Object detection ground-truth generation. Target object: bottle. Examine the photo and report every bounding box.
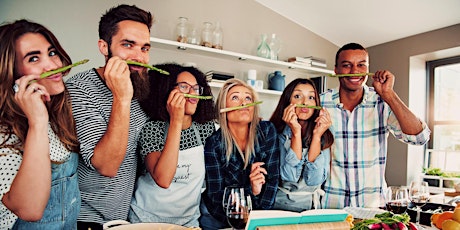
[175,17,188,43]
[268,33,281,60]
[212,21,223,49]
[256,34,271,59]
[188,26,200,45]
[247,69,257,88]
[201,22,213,48]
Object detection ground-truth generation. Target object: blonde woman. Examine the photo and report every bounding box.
[200,79,280,229]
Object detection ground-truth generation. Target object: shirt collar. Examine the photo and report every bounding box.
[334,84,371,109]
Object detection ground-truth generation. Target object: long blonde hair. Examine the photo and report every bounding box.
[215,79,260,169]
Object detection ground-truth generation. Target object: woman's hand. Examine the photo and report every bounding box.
[166,89,186,124]
[14,75,50,126]
[282,104,301,134]
[249,162,267,196]
[313,108,331,137]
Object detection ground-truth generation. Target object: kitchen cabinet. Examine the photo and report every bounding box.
[150,37,334,96]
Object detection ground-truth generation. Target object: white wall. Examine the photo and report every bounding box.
[368,24,460,186]
[0,0,339,119]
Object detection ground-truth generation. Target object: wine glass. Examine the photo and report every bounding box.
[223,185,240,212]
[385,186,410,214]
[409,181,430,228]
[225,187,252,230]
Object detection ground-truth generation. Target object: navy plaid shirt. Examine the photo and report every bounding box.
[202,121,280,224]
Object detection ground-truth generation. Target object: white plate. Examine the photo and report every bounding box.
[105,223,189,230]
[343,207,386,219]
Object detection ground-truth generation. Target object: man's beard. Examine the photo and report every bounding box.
[106,50,150,101]
[131,70,150,101]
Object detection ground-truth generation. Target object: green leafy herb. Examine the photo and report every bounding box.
[125,60,170,75]
[220,101,263,113]
[328,73,374,78]
[183,94,213,100]
[351,212,411,230]
[296,104,322,110]
[40,59,90,79]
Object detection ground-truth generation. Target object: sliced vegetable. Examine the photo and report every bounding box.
[220,101,263,113]
[328,73,374,78]
[40,59,89,78]
[295,104,322,110]
[367,223,382,229]
[183,94,213,100]
[396,221,408,230]
[125,60,170,75]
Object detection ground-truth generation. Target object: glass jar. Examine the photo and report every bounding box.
[201,22,213,48]
[212,21,223,49]
[187,26,200,45]
[175,17,188,43]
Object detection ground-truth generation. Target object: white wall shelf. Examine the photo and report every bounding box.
[150,37,334,76]
[208,80,282,96]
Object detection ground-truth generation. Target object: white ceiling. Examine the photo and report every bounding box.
[255,0,460,48]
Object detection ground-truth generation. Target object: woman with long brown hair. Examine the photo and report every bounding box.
[269,78,333,211]
[0,19,80,229]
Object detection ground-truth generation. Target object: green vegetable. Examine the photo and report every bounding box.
[422,167,445,176]
[295,104,322,110]
[220,101,263,113]
[28,59,90,85]
[125,60,170,75]
[40,59,90,79]
[352,212,411,230]
[183,94,213,100]
[328,73,374,78]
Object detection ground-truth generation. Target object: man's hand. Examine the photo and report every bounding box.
[372,70,396,101]
[104,56,133,102]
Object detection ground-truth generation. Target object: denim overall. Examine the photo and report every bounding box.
[13,152,80,230]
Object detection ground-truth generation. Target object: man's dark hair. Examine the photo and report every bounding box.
[335,43,367,67]
[99,4,153,47]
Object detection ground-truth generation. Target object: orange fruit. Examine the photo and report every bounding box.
[432,213,442,225]
[436,211,454,229]
[454,208,460,222]
[441,219,460,230]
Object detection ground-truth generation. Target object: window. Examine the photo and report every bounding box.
[425,56,460,173]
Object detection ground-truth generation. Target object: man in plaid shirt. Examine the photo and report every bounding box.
[320,43,430,209]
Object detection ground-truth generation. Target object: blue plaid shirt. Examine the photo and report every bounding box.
[320,86,430,208]
[202,121,280,224]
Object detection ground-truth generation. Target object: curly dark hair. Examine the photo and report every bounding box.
[139,63,216,124]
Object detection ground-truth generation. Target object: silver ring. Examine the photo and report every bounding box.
[36,89,44,95]
[13,83,19,93]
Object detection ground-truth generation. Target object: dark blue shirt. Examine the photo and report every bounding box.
[202,121,280,224]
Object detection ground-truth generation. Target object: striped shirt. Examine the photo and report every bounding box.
[66,69,148,224]
[319,86,430,209]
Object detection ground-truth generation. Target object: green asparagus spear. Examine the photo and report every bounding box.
[220,101,263,113]
[125,60,170,75]
[295,104,322,110]
[328,73,374,78]
[40,59,89,78]
[183,94,213,100]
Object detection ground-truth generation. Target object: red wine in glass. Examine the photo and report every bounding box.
[386,202,408,214]
[227,212,249,229]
